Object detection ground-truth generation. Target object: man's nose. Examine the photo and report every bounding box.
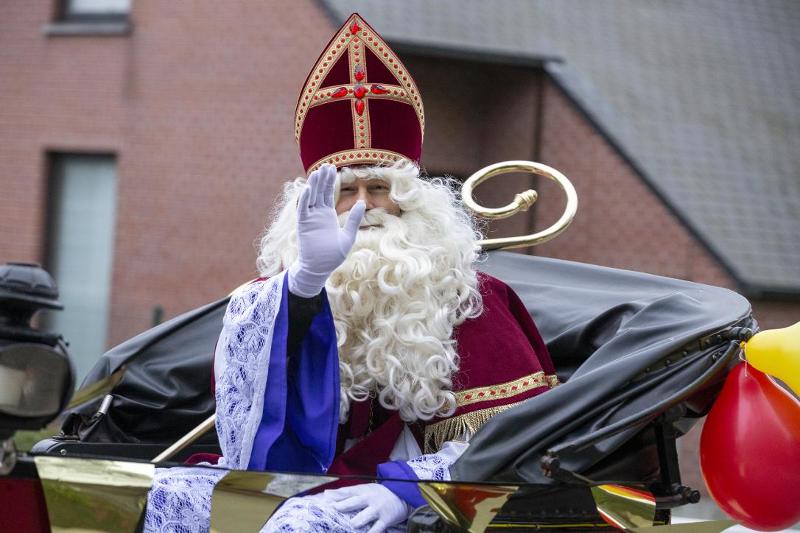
[356,187,374,208]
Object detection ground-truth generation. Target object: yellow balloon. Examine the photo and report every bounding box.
[743,321,800,396]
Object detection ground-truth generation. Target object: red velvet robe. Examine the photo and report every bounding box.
[328,272,557,476]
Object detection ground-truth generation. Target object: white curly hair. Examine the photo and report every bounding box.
[257,159,483,422]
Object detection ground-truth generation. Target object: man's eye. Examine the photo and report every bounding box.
[370,184,390,192]
[340,187,356,194]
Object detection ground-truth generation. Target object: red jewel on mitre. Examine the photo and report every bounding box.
[295,13,425,172]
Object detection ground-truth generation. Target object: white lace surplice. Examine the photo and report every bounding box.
[144,275,284,533]
[214,274,284,470]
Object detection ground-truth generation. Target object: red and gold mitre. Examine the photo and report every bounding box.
[295,13,425,172]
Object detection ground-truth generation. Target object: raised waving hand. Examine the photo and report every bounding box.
[288,164,366,297]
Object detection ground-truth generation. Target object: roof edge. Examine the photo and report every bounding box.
[315,2,561,67]
[390,40,561,69]
[737,282,800,301]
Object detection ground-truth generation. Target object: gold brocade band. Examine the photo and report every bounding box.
[454,371,556,407]
[425,373,560,452]
[307,148,406,172]
[308,85,412,109]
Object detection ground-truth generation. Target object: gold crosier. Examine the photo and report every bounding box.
[463,160,578,250]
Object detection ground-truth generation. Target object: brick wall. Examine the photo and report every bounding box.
[0,1,128,266]
[0,0,339,346]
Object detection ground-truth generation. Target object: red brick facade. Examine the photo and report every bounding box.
[1,1,797,350]
[1,0,338,345]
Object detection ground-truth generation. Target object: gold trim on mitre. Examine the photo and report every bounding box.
[294,14,425,144]
[307,148,407,173]
[308,84,413,110]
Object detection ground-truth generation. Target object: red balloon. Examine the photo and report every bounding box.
[700,363,800,531]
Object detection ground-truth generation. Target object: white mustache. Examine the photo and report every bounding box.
[338,208,395,228]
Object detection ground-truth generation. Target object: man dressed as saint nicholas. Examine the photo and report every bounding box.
[144,13,557,533]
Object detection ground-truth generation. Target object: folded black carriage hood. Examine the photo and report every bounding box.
[452,252,754,483]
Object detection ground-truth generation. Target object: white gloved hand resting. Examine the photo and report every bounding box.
[325,483,409,533]
[288,163,366,297]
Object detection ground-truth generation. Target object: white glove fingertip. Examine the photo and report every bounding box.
[306,168,318,186]
[297,185,311,213]
[322,166,337,207]
[332,496,366,513]
[321,162,336,179]
[366,519,386,533]
[306,170,321,207]
[351,507,379,529]
[315,166,331,207]
[353,199,367,216]
[344,201,366,235]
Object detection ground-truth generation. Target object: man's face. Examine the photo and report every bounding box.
[335,178,401,217]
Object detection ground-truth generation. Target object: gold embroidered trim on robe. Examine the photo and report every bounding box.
[425,373,560,453]
[424,403,521,453]
[455,371,551,407]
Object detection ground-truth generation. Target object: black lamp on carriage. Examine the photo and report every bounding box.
[0,262,74,441]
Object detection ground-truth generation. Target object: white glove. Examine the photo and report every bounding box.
[326,483,409,532]
[288,163,366,297]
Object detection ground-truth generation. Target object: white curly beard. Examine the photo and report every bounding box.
[257,161,483,423]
